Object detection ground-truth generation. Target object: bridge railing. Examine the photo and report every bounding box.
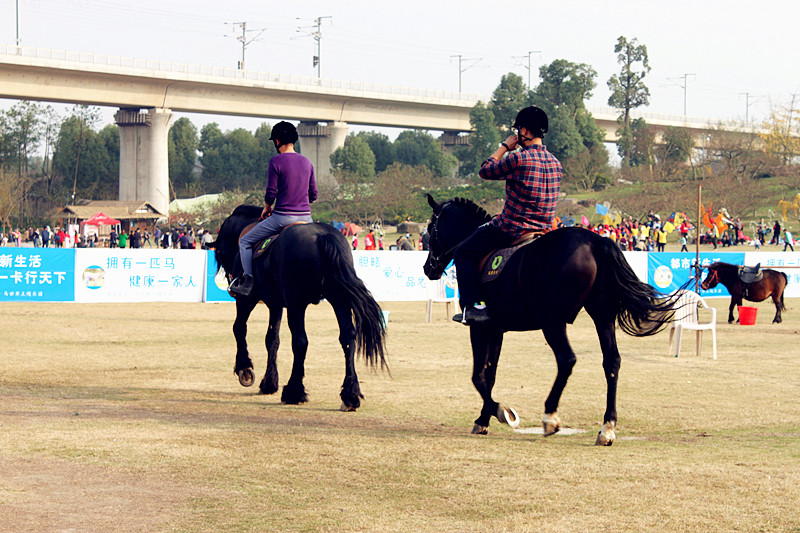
[1,44,481,104]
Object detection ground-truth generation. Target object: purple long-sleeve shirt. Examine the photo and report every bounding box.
[265,152,318,215]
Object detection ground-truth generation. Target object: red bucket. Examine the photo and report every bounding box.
[738,306,758,325]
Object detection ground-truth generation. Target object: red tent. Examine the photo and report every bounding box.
[84,211,121,226]
[342,222,363,236]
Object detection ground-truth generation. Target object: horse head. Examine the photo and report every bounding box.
[700,262,725,290]
[214,204,262,280]
[422,194,491,281]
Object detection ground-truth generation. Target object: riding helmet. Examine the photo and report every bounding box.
[269,121,299,144]
[513,106,548,138]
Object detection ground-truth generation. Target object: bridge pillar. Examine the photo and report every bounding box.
[297,121,349,187]
[115,107,173,216]
[439,130,470,156]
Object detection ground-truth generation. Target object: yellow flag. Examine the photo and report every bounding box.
[674,213,684,226]
[613,212,622,226]
[663,221,675,233]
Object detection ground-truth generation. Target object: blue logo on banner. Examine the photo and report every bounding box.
[0,248,75,301]
[647,252,745,297]
[205,250,234,302]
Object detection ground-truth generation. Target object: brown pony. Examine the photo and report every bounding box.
[700,262,788,323]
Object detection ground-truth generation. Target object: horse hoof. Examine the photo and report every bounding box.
[595,421,616,446]
[542,413,561,436]
[496,405,520,429]
[339,402,358,412]
[237,368,255,387]
[471,424,489,435]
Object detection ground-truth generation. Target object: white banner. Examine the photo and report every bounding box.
[74,249,207,302]
[622,251,648,283]
[744,251,800,298]
[352,251,429,301]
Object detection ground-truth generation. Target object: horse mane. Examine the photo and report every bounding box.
[231,204,263,218]
[450,197,492,225]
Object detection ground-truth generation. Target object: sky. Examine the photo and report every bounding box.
[1,0,799,136]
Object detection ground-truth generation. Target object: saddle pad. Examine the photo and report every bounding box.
[480,235,542,283]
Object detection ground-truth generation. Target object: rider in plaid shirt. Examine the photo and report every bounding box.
[453,106,562,325]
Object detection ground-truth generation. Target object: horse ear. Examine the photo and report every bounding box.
[426,194,440,213]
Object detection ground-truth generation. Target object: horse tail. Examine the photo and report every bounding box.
[599,239,677,337]
[317,233,388,371]
[781,272,788,311]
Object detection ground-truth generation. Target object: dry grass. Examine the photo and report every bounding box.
[1,298,799,532]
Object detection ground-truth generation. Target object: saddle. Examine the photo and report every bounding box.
[480,230,547,283]
[239,221,309,260]
[738,263,763,284]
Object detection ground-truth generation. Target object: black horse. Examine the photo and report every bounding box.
[211,205,387,410]
[423,196,677,445]
[700,261,788,323]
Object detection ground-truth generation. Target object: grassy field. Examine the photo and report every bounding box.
[1,298,799,532]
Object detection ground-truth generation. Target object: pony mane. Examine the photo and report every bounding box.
[450,197,492,225]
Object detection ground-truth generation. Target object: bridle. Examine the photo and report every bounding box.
[426,203,466,274]
[701,268,718,289]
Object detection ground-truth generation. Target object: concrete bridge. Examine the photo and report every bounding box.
[0,45,715,214]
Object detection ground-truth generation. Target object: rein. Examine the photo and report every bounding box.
[427,203,470,272]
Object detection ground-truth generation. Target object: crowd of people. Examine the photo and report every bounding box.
[0,224,216,250]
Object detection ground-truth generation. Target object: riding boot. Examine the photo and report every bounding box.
[228,274,254,297]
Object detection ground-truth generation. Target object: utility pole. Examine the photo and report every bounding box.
[15,0,21,48]
[450,55,482,94]
[312,16,332,78]
[225,22,265,70]
[513,50,541,89]
[669,73,695,116]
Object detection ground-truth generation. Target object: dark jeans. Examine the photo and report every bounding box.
[453,223,513,309]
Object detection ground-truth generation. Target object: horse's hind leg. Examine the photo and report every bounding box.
[541,323,577,437]
[470,325,507,434]
[233,298,258,387]
[281,305,309,404]
[594,321,620,446]
[772,290,784,323]
[259,305,283,395]
[331,300,363,411]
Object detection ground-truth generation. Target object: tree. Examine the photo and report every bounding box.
[655,126,695,180]
[0,101,44,176]
[51,106,116,203]
[455,102,500,180]
[535,60,597,112]
[168,117,199,192]
[393,130,457,178]
[354,131,394,173]
[607,36,651,164]
[372,163,436,222]
[330,135,376,181]
[0,169,29,231]
[760,101,800,165]
[488,73,529,131]
[544,105,585,162]
[199,124,262,192]
[253,123,273,179]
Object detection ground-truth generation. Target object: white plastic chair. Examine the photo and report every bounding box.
[425,277,459,323]
[668,290,718,360]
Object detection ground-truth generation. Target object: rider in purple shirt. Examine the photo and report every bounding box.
[229,121,318,297]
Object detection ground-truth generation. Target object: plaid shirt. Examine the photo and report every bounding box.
[479,144,562,237]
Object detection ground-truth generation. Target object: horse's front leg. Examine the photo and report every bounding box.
[469,325,515,434]
[594,321,621,446]
[728,297,737,324]
[541,324,577,438]
[259,305,283,395]
[281,305,310,404]
[232,297,259,387]
[331,300,362,411]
